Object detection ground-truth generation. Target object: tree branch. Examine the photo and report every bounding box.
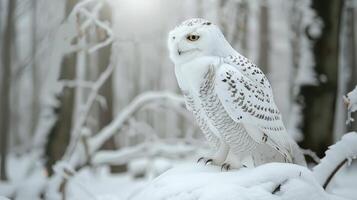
[322,158,347,189]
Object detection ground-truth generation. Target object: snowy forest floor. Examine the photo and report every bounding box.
[130,163,357,200]
[65,162,357,200]
[2,156,356,200]
[0,145,357,200]
[57,161,357,200]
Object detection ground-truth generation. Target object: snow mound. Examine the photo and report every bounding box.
[129,163,348,200]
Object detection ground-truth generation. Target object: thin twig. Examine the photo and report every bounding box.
[323,158,347,189]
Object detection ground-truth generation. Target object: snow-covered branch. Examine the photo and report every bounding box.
[92,141,196,166]
[64,64,114,161]
[343,86,357,124]
[311,86,357,190]
[62,0,113,54]
[313,132,357,189]
[78,7,114,53]
[60,80,95,89]
[60,0,116,163]
[88,91,185,155]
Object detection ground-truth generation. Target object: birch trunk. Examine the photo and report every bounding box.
[1,0,15,181]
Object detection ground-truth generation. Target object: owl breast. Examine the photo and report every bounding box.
[183,64,258,158]
[175,56,220,93]
[199,71,257,156]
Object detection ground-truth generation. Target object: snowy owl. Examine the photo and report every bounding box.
[168,18,306,169]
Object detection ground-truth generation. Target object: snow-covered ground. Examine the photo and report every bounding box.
[1,155,356,200]
[126,132,357,200]
[65,167,145,200]
[0,153,47,199]
[1,112,357,200]
[129,163,349,200]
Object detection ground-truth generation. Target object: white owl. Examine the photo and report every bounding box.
[168,18,306,169]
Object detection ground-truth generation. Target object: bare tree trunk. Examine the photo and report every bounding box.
[31,0,40,140]
[230,1,248,52]
[240,1,248,53]
[45,55,76,175]
[300,0,343,156]
[97,4,114,150]
[258,1,269,73]
[347,3,357,131]
[334,1,357,140]
[218,0,229,37]
[45,0,78,175]
[1,0,15,181]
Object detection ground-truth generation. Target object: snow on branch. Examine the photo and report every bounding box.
[47,64,114,198]
[78,7,114,53]
[63,64,114,161]
[343,85,357,124]
[60,80,95,89]
[92,141,196,166]
[313,132,357,189]
[53,0,116,164]
[44,1,116,196]
[62,0,113,54]
[88,91,185,155]
[311,86,357,190]
[59,80,108,109]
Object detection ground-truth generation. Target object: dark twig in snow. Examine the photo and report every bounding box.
[322,158,348,189]
[313,132,357,190]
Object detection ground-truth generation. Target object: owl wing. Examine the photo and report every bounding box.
[223,55,272,91]
[214,60,293,162]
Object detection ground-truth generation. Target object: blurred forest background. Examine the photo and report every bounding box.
[0,0,357,199]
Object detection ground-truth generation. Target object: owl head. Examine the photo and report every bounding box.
[168,18,235,65]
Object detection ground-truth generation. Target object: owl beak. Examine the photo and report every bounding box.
[177,48,199,56]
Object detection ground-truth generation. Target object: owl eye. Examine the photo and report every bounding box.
[186,34,200,41]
